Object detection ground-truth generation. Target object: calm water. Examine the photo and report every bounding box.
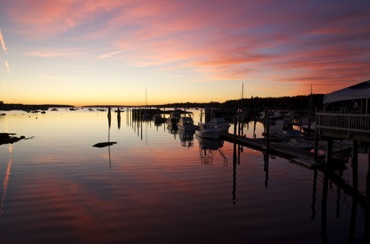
[0,108,368,243]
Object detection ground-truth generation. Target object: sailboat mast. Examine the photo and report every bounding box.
[145,87,147,107]
[241,83,244,109]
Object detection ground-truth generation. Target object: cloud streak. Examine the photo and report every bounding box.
[4,60,10,74]
[0,29,7,54]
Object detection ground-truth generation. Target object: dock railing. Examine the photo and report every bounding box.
[316,112,370,142]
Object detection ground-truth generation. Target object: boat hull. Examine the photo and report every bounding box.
[195,128,220,139]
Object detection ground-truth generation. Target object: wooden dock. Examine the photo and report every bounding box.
[221,132,321,169]
[221,131,369,209]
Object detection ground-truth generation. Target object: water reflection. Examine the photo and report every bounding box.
[0,144,12,217]
[1,109,368,243]
[263,151,269,187]
[92,107,116,168]
[309,163,369,243]
[167,124,178,139]
[178,130,194,148]
[195,135,227,165]
[116,107,121,129]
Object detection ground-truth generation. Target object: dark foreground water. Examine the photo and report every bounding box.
[0,109,368,243]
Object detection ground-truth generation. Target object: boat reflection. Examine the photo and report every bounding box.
[195,135,227,165]
[167,124,178,140]
[178,130,194,148]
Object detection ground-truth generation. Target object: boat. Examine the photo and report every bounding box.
[288,138,314,150]
[302,121,315,134]
[263,119,301,141]
[195,122,221,139]
[259,111,284,120]
[177,116,196,131]
[0,133,26,145]
[153,114,166,125]
[93,141,117,148]
[142,112,152,121]
[195,112,230,139]
[206,117,230,132]
[166,111,181,127]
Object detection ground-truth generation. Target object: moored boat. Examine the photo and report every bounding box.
[177,116,196,131]
[206,117,230,132]
[195,122,221,139]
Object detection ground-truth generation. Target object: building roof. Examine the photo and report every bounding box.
[323,80,370,104]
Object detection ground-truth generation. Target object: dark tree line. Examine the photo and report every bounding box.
[1,94,324,111]
[157,94,324,110]
[223,94,324,110]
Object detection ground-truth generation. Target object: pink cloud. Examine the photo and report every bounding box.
[4,0,125,37]
[0,29,7,53]
[2,0,370,95]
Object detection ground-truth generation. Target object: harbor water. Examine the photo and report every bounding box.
[0,108,368,243]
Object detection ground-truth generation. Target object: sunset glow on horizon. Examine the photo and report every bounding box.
[0,0,369,106]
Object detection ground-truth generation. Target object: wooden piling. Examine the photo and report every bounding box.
[366,145,370,243]
[265,108,270,151]
[325,139,333,164]
[352,140,358,197]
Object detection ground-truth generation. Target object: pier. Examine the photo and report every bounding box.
[221,132,318,168]
[220,109,370,215]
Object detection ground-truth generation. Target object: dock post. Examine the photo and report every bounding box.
[308,108,311,137]
[117,107,121,129]
[233,115,237,205]
[321,170,328,242]
[233,115,237,143]
[238,110,241,137]
[314,123,319,162]
[366,145,370,243]
[311,169,317,220]
[265,109,270,151]
[314,108,319,162]
[253,119,257,138]
[325,139,333,164]
[349,140,359,243]
[352,140,358,197]
[233,115,237,142]
[233,115,237,165]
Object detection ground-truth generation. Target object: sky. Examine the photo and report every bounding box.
[0,0,370,106]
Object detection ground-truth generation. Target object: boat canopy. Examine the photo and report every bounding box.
[323,80,370,104]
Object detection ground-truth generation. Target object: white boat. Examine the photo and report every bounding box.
[206,117,230,132]
[177,117,196,131]
[259,111,283,120]
[195,122,221,139]
[195,112,229,139]
[263,119,301,141]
